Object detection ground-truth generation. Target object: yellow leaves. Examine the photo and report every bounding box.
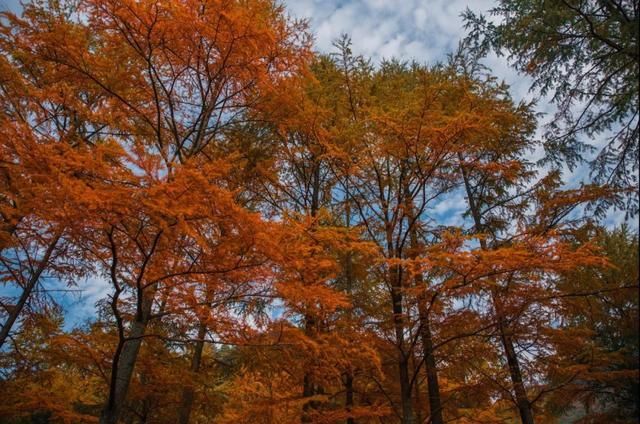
[218,369,309,424]
[0,319,103,423]
[219,321,387,424]
[0,376,100,423]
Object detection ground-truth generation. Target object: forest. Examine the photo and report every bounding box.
[0,0,638,423]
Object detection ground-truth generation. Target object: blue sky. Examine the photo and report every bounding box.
[0,0,635,329]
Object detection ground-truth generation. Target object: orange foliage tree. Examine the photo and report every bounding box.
[0,2,636,424]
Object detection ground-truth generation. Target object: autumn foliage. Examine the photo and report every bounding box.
[0,1,637,424]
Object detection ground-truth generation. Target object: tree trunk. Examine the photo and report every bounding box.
[100,295,154,424]
[178,321,208,424]
[344,180,356,424]
[345,372,355,424]
[404,181,444,424]
[417,299,444,424]
[413,361,422,424]
[178,286,216,424]
[391,276,414,424]
[458,153,534,424]
[498,313,535,424]
[302,313,318,423]
[302,161,322,423]
[388,180,413,424]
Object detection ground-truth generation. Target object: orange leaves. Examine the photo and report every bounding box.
[0,315,102,423]
[462,159,526,183]
[0,124,131,261]
[218,318,386,423]
[270,214,364,314]
[219,368,310,424]
[2,3,317,420]
[402,231,607,297]
[3,0,311,166]
[1,2,635,423]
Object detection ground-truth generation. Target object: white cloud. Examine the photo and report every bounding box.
[287,0,493,62]
[285,0,533,109]
[61,275,111,330]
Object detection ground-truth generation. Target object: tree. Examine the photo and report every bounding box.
[0,0,124,348]
[1,1,310,423]
[0,311,102,423]
[464,0,639,214]
[545,225,639,421]
[1,1,636,423]
[442,48,616,423]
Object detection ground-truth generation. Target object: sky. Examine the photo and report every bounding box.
[282,0,632,230]
[0,0,636,329]
[1,0,524,92]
